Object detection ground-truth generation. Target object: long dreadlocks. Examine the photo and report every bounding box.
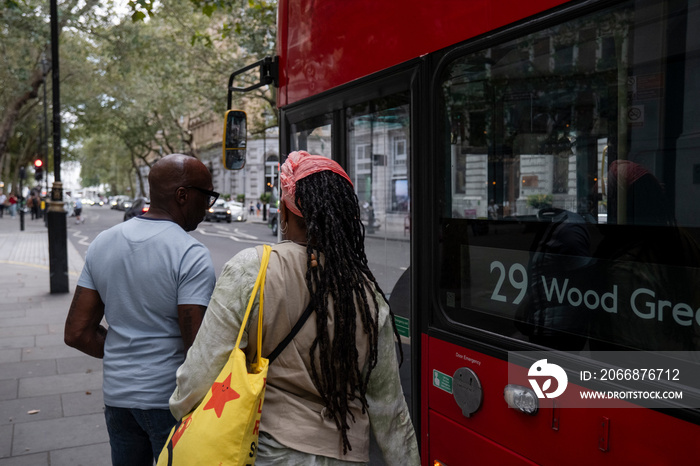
[293,170,403,454]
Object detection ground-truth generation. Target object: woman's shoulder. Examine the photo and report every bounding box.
[219,247,261,280]
[228,246,261,267]
[271,240,306,252]
[268,241,308,262]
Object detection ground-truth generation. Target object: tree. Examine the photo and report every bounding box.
[77,134,132,194]
[70,5,236,191]
[129,0,279,133]
[71,0,278,191]
[2,0,279,194]
[0,0,105,188]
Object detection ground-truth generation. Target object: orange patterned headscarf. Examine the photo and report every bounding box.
[280,150,353,217]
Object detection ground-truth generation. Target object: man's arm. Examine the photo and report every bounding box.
[178,304,206,353]
[64,285,107,358]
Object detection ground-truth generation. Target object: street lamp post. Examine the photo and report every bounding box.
[42,55,49,202]
[18,167,25,231]
[48,0,68,293]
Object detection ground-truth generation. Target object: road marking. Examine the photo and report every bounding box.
[211,224,257,239]
[196,227,268,244]
[232,228,258,240]
[0,260,80,277]
[72,230,91,246]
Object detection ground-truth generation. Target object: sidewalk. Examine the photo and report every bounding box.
[0,214,110,465]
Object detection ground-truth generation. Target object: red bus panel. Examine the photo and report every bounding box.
[277,0,570,107]
[275,0,700,463]
[430,411,538,466]
[423,335,700,465]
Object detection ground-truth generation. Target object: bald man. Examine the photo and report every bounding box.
[65,154,217,466]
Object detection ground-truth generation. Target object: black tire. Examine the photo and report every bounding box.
[271,218,278,236]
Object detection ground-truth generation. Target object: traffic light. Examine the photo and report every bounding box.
[33,159,43,181]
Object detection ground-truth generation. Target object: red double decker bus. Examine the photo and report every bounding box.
[227,0,700,463]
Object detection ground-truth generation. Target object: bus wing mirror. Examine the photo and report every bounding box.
[223,110,247,170]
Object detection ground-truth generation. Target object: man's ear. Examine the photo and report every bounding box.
[175,186,188,205]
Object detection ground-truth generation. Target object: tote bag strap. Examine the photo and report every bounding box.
[234,244,272,371]
[267,302,314,363]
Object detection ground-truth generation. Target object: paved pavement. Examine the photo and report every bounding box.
[0,212,110,466]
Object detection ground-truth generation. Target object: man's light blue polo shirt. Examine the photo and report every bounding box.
[78,217,215,409]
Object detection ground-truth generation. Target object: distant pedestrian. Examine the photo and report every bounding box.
[27,194,35,220]
[249,201,255,216]
[31,192,41,220]
[0,192,6,218]
[74,198,83,224]
[8,194,17,217]
[64,154,217,466]
[256,200,261,216]
[488,199,498,220]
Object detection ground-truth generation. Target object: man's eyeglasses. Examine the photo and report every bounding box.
[184,186,220,208]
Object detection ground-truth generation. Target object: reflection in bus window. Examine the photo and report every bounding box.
[290,114,333,156]
[346,95,411,294]
[437,0,700,352]
[515,208,594,351]
[591,161,700,351]
[345,93,413,414]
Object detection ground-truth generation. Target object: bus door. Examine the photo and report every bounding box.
[423,0,700,464]
[281,73,416,426]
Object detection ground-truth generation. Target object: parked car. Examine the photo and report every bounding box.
[123,198,150,221]
[226,201,247,222]
[110,195,129,210]
[205,199,232,223]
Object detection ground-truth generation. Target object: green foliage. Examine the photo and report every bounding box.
[3,0,22,10]
[188,0,241,16]
[190,31,213,47]
[78,134,132,193]
[526,194,553,210]
[131,11,147,22]
[128,0,155,22]
[236,193,245,202]
[259,192,271,204]
[70,1,259,187]
[2,0,278,192]
[0,0,111,190]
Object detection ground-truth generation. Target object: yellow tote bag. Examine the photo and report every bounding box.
[157,245,272,466]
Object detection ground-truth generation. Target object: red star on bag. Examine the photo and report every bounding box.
[203,373,240,418]
[171,416,192,447]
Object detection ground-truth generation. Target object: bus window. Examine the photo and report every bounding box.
[345,92,412,414]
[290,113,333,156]
[287,94,412,302]
[436,0,700,352]
[346,94,411,294]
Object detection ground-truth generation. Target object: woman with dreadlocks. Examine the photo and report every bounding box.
[170,151,419,465]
